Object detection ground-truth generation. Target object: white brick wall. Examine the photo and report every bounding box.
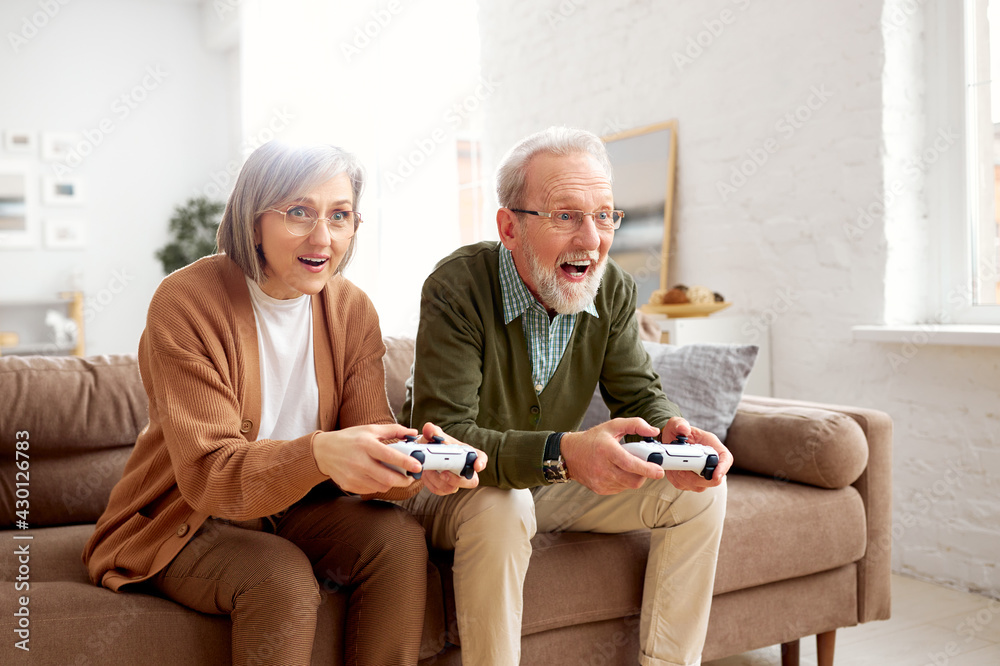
[477,0,1000,598]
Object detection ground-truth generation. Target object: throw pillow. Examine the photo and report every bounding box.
[579,341,759,442]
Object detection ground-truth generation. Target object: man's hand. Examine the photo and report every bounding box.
[560,418,665,495]
[415,422,488,496]
[660,416,733,492]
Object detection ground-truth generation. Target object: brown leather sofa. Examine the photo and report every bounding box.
[0,338,891,665]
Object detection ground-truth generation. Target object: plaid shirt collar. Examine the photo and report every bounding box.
[498,244,599,325]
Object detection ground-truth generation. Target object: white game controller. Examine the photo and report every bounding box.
[384,435,479,480]
[621,435,719,481]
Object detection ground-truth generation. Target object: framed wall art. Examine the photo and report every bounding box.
[0,162,38,249]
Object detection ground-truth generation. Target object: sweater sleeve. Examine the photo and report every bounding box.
[142,286,328,521]
[407,272,550,490]
[597,276,682,434]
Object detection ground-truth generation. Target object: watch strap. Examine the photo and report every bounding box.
[542,432,570,483]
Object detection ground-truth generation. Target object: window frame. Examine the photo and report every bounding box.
[934,0,1000,325]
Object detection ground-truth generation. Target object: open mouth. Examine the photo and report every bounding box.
[298,256,329,272]
[560,259,592,280]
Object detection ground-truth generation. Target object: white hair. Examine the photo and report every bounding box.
[216,141,366,282]
[495,126,613,209]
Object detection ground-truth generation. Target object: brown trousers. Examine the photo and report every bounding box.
[146,492,428,666]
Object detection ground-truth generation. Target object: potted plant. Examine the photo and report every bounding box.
[155,197,225,275]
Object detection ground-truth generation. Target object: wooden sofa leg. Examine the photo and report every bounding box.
[780,639,799,666]
[816,629,836,666]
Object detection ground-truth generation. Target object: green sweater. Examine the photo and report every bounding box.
[402,241,681,489]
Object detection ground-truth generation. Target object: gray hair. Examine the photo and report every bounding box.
[217,141,366,283]
[495,126,613,209]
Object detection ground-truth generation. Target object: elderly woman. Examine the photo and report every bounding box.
[83,141,484,665]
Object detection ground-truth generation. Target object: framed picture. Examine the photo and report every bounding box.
[603,120,678,306]
[3,130,37,154]
[41,132,80,162]
[0,162,38,249]
[41,174,84,205]
[43,218,87,249]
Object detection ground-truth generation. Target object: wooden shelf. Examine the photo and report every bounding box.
[0,291,85,357]
[639,302,732,318]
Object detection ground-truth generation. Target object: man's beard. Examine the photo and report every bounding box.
[521,242,607,315]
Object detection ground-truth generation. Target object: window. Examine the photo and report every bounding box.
[966,0,1000,308]
[943,0,1000,323]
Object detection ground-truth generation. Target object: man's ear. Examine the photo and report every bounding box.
[497,207,519,251]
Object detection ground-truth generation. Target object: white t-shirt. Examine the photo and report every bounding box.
[245,277,320,440]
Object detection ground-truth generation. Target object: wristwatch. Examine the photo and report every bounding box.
[542,432,571,483]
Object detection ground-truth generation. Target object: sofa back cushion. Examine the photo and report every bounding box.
[383,336,416,418]
[581,341,759,441]
[0,354,147,528]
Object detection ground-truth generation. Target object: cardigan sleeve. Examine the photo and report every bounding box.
[142,283,328,521]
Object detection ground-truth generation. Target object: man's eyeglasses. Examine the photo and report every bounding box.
[268,205,363,240]
[509,208,624,232]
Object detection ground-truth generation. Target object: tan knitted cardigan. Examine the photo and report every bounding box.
[82,254,395,590]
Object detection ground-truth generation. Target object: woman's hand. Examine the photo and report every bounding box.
[312,424,424,495]
[415,423,488,496]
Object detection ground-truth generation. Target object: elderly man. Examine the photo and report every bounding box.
[399,126,731,666]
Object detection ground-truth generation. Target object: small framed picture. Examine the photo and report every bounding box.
[0,162,38,249]
[43,218,87,249]
[42,174,84,205]
[3,130,37,154]
[41,132,80,162]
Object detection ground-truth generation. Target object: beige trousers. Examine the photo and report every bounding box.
[402,477,727,666]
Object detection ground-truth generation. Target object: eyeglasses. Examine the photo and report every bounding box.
[267,205,363,240]
[509,208,624,232]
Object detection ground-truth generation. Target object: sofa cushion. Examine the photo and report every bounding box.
[1,524,447,663]
[0,354,146,453]
[0,354,147,528]
[581,341,758,441]
[713,475,867,595]
[383,336,415,418]
[726,401,869,489]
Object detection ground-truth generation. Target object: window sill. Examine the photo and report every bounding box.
[852,324,1000,347]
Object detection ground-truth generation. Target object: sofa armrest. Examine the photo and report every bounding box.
[731,395,893,624]
[726,399,869,489]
